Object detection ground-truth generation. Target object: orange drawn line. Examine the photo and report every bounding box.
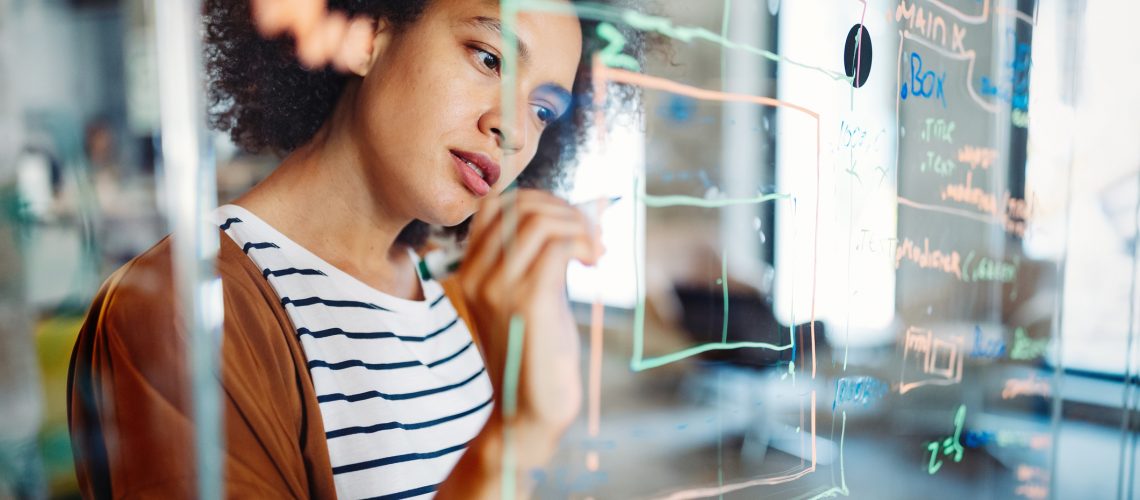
[811,118,819,379]
[810,390,817,466]
[593,65,824,497]
[658,468,818,500]
[586,55,608,474]
[800,396,806,466]
[587,299,604,435]
[993,5,1035,25]
[927,0,990,24]
[587,200,605,437]
[897,195,995,225]
[928,0,1034,25]
[596,66,819,119]
[653,392,819,500]
[657,466,816,500]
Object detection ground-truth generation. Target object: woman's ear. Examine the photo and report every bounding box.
[338,17,392,77]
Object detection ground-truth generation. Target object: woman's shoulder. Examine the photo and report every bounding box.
[89,236,178,337]
[87,233,283,341]
[75,232,310,410]
[69,234,337,499]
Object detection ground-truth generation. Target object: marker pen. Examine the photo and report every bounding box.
[417,195,621,282]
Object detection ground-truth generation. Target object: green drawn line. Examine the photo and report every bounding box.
[500,0,519,180]
[497,4,522,496]
[501,426,516,500]
[629,178,794,372]
[806,411,849,500]
[598,22,641,71]
[787,196,797,385]
[633,340,793,371]
[518,0,851,82]
[840,410,848,492]
[642,192,790,208]
[500,314,525,500]
[719,0,731,80]
[503,314,525,416]
[630,177,647,370]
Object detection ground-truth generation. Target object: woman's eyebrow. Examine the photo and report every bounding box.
[460,16,532,66]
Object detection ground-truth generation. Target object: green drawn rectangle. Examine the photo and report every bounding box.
[629,181,795,372]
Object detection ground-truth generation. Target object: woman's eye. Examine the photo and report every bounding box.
[532,104,556,125]
[473,47,500,74]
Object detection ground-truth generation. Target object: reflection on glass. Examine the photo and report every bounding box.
[2,0,1140,498]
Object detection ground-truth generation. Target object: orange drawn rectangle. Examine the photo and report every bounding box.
[591,59,827,499]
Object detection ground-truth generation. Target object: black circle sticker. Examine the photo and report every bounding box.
[843,24,873,88]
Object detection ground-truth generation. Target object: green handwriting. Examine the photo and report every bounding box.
[926,405,966,474]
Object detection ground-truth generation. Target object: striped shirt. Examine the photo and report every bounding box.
[215,205,493,500]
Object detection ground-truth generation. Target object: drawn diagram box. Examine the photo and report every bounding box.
[594,64,820,374]
[900,326,965,394]
[592,61,833,498]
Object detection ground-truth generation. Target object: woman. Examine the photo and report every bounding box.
[67,0,647,497]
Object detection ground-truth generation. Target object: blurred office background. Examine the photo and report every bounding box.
[2,0,1140,498]
[0,0,273,496]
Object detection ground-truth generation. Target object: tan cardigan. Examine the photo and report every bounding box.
[67,234,476,499]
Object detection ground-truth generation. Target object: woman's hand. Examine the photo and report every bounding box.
[461,189,602,432]
[249,0,374,71]
[437,189,603,498]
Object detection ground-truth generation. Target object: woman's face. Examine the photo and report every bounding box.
[349,0,583,226]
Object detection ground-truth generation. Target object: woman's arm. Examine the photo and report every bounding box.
[436,410,560,499]
[436,189,602,498]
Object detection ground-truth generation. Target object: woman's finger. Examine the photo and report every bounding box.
[463,196,588,282]
[520,236,577,305]
[333,16,376,73]
[493,214,594,285]
[471,189,580,234]
[252,0,323,38]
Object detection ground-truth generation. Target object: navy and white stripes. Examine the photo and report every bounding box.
[216,205,492,500]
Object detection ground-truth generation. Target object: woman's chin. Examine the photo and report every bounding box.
[422,205,475,228]
[415,189,480,227]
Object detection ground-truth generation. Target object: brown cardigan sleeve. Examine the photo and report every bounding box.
[67,234,336,499]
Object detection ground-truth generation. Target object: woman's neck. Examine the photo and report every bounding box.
[231,88,423,300]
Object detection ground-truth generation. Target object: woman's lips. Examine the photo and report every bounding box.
[451,152,490,196]
[450,150,501,197]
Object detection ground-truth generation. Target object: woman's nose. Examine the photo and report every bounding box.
[490,126,523,154]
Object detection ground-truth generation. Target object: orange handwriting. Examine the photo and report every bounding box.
[895,237,962,279]
[957,145,997,170]
[1001,375,1051,400]
[940,172,1037,237]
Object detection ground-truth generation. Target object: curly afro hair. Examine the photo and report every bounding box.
[203,0,653,247]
